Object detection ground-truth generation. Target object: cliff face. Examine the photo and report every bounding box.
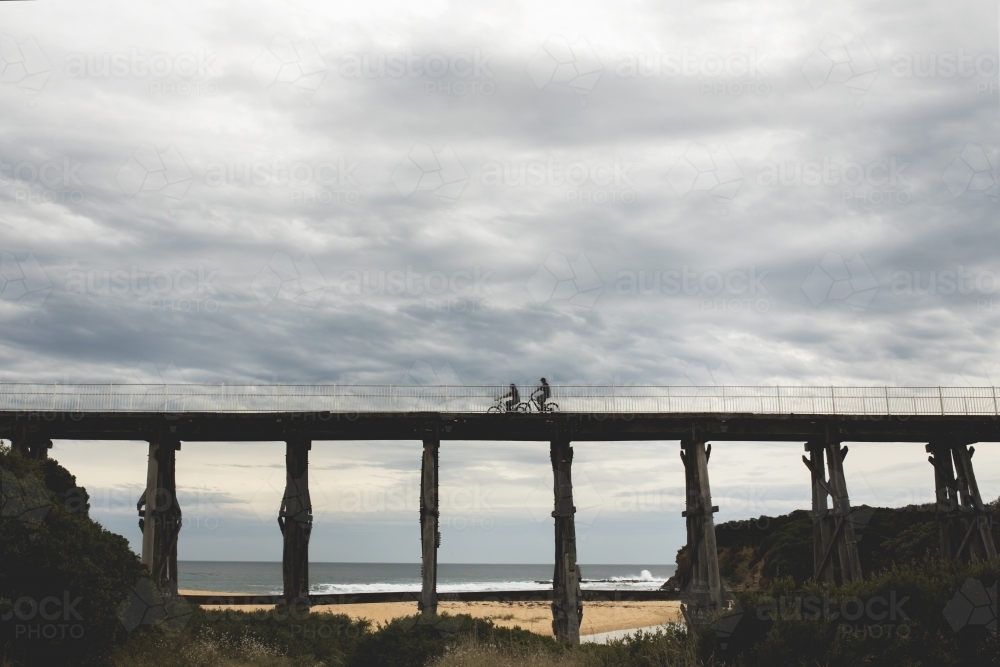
[666,502,1000,590]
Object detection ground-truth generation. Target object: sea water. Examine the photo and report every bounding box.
[178,562,676,595]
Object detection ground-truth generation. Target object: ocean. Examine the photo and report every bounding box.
[178,562,677,595]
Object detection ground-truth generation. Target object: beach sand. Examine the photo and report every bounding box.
[179,590,682,638]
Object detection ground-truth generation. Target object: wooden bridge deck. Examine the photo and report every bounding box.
[2,409,998,442]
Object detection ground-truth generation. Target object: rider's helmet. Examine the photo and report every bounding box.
[541,378,547,383]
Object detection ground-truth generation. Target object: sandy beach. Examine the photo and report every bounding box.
[179,590,682,638]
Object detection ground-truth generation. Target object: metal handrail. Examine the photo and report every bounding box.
[0,384,998,415]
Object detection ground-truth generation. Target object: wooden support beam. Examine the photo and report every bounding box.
[825,442,862,584]
[804,440,862,585]
[928,442,998,563]
[11,438,52,459]
[955,444,997,561]
[695,442,722,605]
[279,438,312,606]
[138,438,182,595]
[419,439,440,616]
[550,438,581,644]
[927,442,959,559]
[679,440,723,625]
[804,442,835,584]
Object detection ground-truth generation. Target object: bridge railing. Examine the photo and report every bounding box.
[0,384,998,415]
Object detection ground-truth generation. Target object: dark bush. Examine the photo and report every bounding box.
[697,558,1000,667]
[348,613,552,667]
[1,446,146,667]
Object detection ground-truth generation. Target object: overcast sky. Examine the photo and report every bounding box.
[2,0,1000,564]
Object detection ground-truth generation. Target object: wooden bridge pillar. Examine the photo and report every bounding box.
[550,437,582,644]
[804,442,835,584]
[802,440,862,584]
[927,442,998,563]
[137,438,182,595]
[679,440,723,624]
[279,438,313,606]
[419,439,440,616]
[11,438,52,459]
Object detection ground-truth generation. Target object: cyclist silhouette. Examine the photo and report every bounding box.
[499,383,520,412]
[531,378,551,412]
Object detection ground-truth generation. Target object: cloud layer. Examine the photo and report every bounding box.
[2,0,1000,561]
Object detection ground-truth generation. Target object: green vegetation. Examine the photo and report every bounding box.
[0,443,147,666]
[699,558,999,667]
[702,500,1000,588]
[109,611,555,667]
[107,611,699,667]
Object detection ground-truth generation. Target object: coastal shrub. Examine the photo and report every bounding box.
[428,636,587,667]
[581,626,700,667]
[348,613,553,667]
[188,605,369,664]
[0,446,146,667]
[111,610,555,667]
[109,629,304,667]
[701,501,1000,588]
[696,558,1000,667]
[427,626,700,667]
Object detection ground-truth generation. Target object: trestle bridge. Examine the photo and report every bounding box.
[2,384,998,643]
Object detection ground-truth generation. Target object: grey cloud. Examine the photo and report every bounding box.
[4,1,1000,560]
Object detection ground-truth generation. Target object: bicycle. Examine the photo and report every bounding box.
[487,398,519,413]
[519,396,559,413]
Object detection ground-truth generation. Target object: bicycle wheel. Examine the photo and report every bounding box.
[487,405,501,413]
[544,402,559,412]
[516,402,531,413]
